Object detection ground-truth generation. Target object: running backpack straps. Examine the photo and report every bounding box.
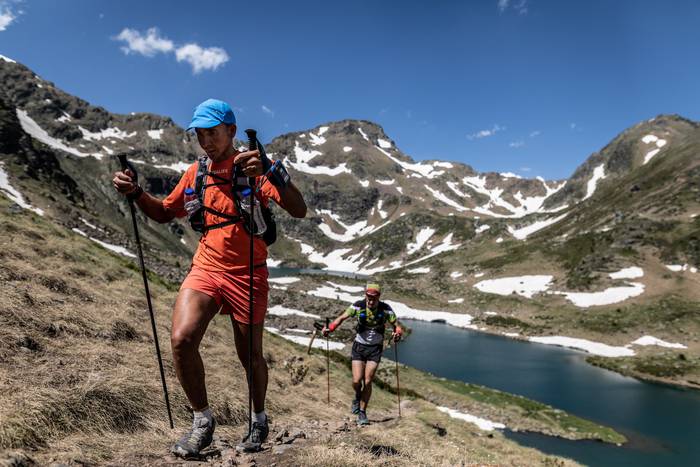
[355,300,387,335]
[186,154,278,245]
[187,157,208,233]
[188,157,241,233]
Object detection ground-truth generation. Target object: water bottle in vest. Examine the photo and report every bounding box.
[238,187,267,235]
[183,187,201,219]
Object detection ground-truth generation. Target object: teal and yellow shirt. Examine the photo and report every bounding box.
[345,299,397,345]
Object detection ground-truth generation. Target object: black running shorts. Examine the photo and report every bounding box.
[351,341,383,363]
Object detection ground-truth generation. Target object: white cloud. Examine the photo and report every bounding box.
[509,141,525,148]
[498,0,528,14]
[529,130,541,138]
[0,11,14,31]
[0,12,13,31]
[261,105,275,117]
[0,1,18,32]
[520,166,532,172]
[114,26,228,74]
[114,27,174,57]
[467,124,505,140]
[175,43,229,73]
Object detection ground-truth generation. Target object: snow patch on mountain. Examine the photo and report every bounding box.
[406,227,435,255]
[374,145,446,179]
[473,275,553,298]
[507,213,568,240]
[500,172,521,179]
[583,164,606,201]
[554,283,645,307]
[147,129,164,140]
[425,185,467,212]
[79,126,137,141]
[266,327,345,350]
[408,267,430,274]
[464,175,566,218]
[376,178,395,185]
[16,109,103,160]
[641,134,668,165]
[446,181,470,198]
[609,267,644,279]
[630,335,686,349]
[529,336,635,357]
[268,305,319,319]
[437,407,505,431]
[287,142,351,176]
[0,162,45,216]
[89,237,136,258]
[309,127,327,146]
[317,209,391,242]
[377,199,388,219]
[377,138,392,149]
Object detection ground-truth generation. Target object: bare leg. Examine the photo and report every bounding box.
[360,361,379,411]
[170,289,220,410]
[351,360,365,402]
[232,320,268,413]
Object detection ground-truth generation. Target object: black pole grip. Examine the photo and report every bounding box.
[245,129,258,151]
[118,154,128,171]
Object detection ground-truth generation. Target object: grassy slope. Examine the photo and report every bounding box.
[0,195,628,466]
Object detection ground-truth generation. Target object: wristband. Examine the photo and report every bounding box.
[266,160,290,188]
[328,322,337,332]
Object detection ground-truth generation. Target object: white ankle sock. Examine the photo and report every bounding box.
[193,407,213,424]
[252,410,267,424]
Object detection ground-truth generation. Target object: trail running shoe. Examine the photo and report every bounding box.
[351,398,360,415]
[171,417,216,458]
[357,410,369,426]
[236,419,270,453]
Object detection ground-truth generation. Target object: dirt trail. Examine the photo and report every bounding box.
[108,409,403,467]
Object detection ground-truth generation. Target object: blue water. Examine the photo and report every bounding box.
[396,319,700,467]
[269,266,366,280]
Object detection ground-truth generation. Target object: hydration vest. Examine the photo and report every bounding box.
[188,156,277,245]
[353,299,388,335]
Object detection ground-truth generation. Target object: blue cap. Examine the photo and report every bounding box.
[187,98,236,131]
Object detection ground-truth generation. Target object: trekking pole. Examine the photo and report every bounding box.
[393,340,401,418]
[325,317,330,405]
[117,155,174,429]
[244,129,257,437]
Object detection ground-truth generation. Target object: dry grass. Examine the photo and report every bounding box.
[0,198,581,466]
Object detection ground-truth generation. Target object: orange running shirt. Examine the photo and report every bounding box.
[162,153,282,273]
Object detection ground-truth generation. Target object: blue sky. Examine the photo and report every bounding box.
[1,0,699,179]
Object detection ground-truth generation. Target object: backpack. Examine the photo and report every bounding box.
[188,156,277,246]
[354,299,388,335]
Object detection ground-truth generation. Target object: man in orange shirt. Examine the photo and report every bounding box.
[112,99,307,457]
